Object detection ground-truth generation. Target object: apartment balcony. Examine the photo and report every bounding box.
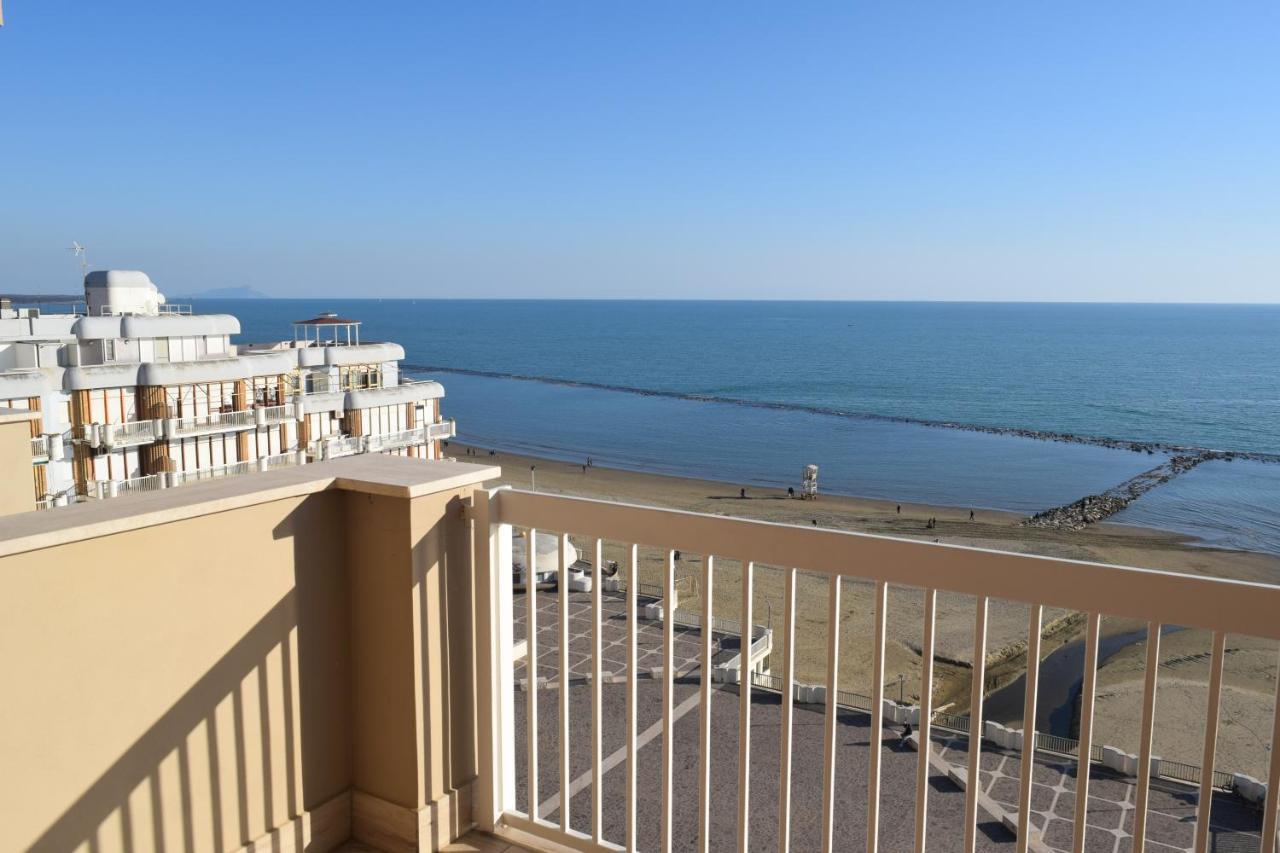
[91,452,304,499]
[30,434,52,462]
[77,404,300,449]
[316,433,366,459]
[167,402,298,438]
[362,419,456,453]
[4,457,1278,853]
[80,418,160,448]
[427,417,458,441]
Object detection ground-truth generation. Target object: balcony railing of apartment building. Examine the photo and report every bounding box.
[77,403,300,449]
[469,487,1280,853]
[30,434,51,462]
[314,419,454,458]
[94,453,303,499]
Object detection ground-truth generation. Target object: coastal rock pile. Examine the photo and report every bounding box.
[1023,453,1209,531]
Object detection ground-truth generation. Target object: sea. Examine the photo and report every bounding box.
[198,299,1280,557]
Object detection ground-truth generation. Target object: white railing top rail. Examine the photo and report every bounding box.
[171,409,257,433]
[491,489,1280,640]
[257,402,295,420]
[114,474,165,494]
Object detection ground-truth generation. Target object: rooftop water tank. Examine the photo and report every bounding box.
[84,270,166,316]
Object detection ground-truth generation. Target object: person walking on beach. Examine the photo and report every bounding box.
[740,488,746,499]
[896,504,901,514]
[969,509,975,521]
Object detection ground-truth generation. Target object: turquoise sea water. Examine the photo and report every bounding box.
[202,299,1280,555]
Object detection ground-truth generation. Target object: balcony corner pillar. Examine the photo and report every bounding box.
[344,463,498,852]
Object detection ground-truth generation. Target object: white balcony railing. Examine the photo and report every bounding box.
[468,488,1280,853]
[168,408,257,437]
[316,434,365,460]
[91,453,303,499]
[84,420,160,448]
[366,427,424,453]
[30,435,51,461]
[81,404,299,446]
[170,452,301,486]
[427,418,457,441]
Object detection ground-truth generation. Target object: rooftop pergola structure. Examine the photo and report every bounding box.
[293,312,361,346]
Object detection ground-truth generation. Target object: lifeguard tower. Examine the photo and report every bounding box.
[801,464,818,499]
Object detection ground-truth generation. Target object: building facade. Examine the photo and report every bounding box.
[0,270,454,509]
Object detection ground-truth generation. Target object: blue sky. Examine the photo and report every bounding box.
[1,2,1277,300]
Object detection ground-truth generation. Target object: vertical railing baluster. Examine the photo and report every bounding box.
[558,533,571,832]
[1261,651,1280,853]
[1071,613,1101,853]
[963,596,989,853]
[470,490,514,830]
[1131,623,1162,853]
[737,558,754,853]
[867,581,888,853]
[1192,631,1227,853]
[699,556,716,853]
[526,528,540,819]
[662,549,676,853]
[777,567,797,853]
[1016,605,1043,853]
[626,544,639,852]
[821,575,842,853]
[591,538,604,846]
[914,589,937,853]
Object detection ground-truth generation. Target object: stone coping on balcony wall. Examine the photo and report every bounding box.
[0,455,501,558]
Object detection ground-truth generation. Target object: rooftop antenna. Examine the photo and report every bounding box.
[68,242,88,280]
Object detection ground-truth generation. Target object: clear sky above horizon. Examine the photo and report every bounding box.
[1,2,1277,301]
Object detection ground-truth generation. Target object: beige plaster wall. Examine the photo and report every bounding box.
[0,418,34,516]
[0,491,352,853]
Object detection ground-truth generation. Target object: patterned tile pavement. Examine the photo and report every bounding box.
[931,734,1263,852]
[512,588,715,684]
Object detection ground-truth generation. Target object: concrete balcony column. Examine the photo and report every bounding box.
[344,460,498,852]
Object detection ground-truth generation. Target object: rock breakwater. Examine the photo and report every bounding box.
[1023,453,1211,531]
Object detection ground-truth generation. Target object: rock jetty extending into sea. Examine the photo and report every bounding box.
[1023,453,1212,531]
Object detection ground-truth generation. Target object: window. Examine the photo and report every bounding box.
[103,340,116,362]
[155,338,170,362]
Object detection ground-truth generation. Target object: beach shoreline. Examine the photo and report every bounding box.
[454,440,1280,777]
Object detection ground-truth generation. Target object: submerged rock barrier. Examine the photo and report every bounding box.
[407,365,1280,464]
[1022,453,1211,531]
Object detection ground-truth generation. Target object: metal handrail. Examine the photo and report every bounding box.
[366,426,427,453]
[169,409,257,436]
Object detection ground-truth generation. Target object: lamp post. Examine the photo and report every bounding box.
[531,465,537,492]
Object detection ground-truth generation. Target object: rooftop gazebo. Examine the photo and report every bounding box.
[293,311,360,346]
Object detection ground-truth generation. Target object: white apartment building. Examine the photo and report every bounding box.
[0,270,454,508]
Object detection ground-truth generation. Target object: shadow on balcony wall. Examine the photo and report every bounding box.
[10,493,353,853]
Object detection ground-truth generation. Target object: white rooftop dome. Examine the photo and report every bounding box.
[84,270,158,290]
[83,269,166,316]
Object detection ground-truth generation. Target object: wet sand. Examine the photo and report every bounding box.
[457,443,1280,776]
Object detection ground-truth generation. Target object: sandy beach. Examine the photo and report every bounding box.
[456,443,1280,778]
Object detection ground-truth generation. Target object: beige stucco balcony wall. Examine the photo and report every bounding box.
[0,456,498,853]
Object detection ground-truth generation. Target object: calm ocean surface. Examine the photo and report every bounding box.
[201,299,1280,556]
